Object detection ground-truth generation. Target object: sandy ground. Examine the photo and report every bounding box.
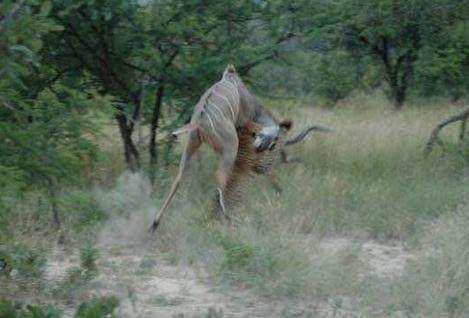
[43,235,412,318]
[39,172,416,317]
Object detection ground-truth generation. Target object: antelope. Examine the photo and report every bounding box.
[150,65,291,232]
[149,65,332,232]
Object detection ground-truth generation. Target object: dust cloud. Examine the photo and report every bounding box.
[95,171,156,250]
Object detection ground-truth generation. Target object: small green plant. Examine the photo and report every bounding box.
[74,296,119,318]
[51,266,84,302]
[172,307,223,318]
[0,244,45,279]
[213,232,280,290]
[149,295,184,307]
[51,245,100,302]
[204,307,223,318]
[218,239,257,272]
[0,299,61,318]
[22,304,62,318]
[79,245,99,274]
[0,297,120,318]
[0,299,17,318]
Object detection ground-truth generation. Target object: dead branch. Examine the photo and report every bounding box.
[424,106,469,156]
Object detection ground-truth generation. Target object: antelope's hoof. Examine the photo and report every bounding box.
[149,220,160,234]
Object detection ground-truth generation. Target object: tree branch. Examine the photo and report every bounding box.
[424,107,469,155]
[238,32,296,75]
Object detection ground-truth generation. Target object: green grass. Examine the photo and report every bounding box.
[355,209,469,317]
[1,93,468,316]
[153,94,468,313]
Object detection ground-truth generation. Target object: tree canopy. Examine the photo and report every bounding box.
[1,0,467,221]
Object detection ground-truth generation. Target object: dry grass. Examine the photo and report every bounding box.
[145,93,468,315]
[2,92,468,317]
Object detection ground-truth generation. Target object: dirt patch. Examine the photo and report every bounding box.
[319,237,412,277]
[361,241,412,277]
[45,247,276,317]
[43,252,76,283]
[42,236,413,317]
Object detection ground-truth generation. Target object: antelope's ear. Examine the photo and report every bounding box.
[280,119,293,131]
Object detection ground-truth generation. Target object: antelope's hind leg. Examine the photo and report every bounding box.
[150,130,202,232]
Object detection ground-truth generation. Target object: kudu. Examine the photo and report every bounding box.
[150,65,291,232]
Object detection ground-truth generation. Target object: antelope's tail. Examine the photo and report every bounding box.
[171,123,198,138]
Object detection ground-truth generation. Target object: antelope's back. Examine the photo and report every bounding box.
[193,76,242,135]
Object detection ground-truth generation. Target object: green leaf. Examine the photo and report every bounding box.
[9,45,34,60]
[40,1,53,16]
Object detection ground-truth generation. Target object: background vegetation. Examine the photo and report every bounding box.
[1,0,468,317]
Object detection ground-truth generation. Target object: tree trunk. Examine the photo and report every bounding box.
[387,58,408,110]
[459,115,467,141]
[149,85,165,184]
[134,87,146,147]
[372,37,415,110]
[149,85,165,165]
[392,84,406,110]
[116,113,140,171]
[46,178,60,229]
[51,194,60,229]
